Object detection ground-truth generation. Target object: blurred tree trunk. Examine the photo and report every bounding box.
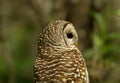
[0,0,15,83]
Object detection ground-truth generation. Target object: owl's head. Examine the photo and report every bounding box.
[40,20,78,48]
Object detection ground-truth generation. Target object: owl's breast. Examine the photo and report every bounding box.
[34,50,88,83]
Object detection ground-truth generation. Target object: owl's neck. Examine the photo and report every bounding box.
[38,43,79,61]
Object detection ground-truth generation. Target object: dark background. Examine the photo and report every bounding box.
[0,0,120,83]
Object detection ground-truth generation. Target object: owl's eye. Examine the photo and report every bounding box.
[67,33,73,39]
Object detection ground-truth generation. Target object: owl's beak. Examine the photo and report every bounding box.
[74,42,78,47]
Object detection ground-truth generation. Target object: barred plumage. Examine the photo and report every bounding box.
[34,20,89,83]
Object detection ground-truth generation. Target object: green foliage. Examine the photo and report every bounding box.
[85,7,120,83]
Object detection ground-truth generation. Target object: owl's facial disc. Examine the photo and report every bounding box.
[63,24,78,47]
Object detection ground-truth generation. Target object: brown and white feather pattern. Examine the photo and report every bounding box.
[34,20,89,83]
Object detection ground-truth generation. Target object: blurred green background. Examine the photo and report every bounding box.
[0,0,120,83]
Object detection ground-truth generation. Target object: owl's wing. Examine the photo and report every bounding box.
[34,57,42,83]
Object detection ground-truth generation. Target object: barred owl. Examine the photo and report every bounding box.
[34,20,89,83]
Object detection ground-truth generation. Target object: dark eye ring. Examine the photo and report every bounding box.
[67,33,73,39]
